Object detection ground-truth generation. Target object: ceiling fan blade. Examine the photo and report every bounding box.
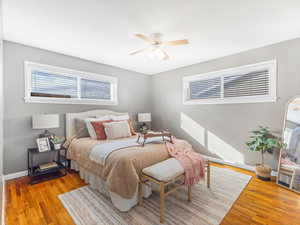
[162,39,189,46]
[292,99,300,104]
[155,48,169,60]
[129,48,150,55]
[135,34,155,44]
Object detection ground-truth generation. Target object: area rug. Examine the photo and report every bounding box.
[59,166,251,225]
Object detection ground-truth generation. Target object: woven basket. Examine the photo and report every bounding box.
[255,165,272,181]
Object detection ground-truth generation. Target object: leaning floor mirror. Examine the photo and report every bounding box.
[277,96,300,193]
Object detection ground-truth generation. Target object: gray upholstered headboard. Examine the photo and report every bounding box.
[65,110,131,138]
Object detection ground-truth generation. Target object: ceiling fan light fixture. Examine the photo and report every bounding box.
[130,33,188,60]
[154,48,163,58]
[147,49,156,59]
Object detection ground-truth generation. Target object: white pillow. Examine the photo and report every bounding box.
[85,115,111,139]
[103,121,131,139]
[111,114,130,121]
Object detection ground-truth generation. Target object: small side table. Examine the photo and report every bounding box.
[137,130,173,146]
[27,147,68,184]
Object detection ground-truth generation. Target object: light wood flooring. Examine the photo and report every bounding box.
[5,163,300,225]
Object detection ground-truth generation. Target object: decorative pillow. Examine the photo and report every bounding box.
[103,121,132,139]
[74,118,91,138]
[85,115,111,139]
[111,114,136,135]
[90,120,112,140]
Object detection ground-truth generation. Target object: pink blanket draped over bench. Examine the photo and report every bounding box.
[166,137,205,186]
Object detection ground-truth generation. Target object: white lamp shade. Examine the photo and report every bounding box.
[32,114,59,129]
[138,113,151,122]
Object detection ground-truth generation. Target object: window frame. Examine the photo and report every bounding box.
[182,60,277,105]
[24,61,118,105]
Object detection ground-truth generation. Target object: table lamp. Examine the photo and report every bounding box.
[138,113,151,131]
[32,114,59,137]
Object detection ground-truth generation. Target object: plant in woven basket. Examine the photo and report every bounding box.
[246,126,285,180]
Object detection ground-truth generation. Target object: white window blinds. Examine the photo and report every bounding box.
[31,71,77,98]
[80,79,111,100]
[183,60,276,104]
[224,70,269,98]
[189,77,221,99]
[25,62,118,105]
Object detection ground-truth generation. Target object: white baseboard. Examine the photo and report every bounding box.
[4,170,28,180]
[271,170,278,177]
[205,156,279,177]
[205,156,256,172]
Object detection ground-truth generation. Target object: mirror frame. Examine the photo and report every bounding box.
[276,95,300,193]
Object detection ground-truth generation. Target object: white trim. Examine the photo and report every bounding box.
[204,156,256,172]
[184,95,276,105]
[183,60,277,105]
[206,157,279,178]
[4,170,28,180]
[24,61,118,105]
[271,170,278,177]
[24,96,118,106]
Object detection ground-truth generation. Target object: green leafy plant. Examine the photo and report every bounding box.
[246,126,286,166]
[51,136,65,144]
[140,126,148,134]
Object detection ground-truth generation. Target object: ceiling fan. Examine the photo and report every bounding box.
[129,33,189,60]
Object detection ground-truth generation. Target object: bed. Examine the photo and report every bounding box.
[65,110,171,211]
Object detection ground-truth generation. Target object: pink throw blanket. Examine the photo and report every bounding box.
[166,137,205,186]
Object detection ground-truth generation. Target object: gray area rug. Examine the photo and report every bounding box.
[59,166,251,225]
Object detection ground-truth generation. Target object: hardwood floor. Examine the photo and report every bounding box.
[5,163,300,225]
[217,163,300,225]
[5,172,86,225]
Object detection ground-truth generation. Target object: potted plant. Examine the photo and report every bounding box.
[51,136,65,150]
[140,126,148,134]
[246,126,285,181]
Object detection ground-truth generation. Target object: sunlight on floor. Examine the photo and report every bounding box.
[180,112,244,164]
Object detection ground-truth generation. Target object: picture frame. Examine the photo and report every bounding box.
[36,137,51,152]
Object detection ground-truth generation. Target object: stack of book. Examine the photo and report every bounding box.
[39,162,58,171]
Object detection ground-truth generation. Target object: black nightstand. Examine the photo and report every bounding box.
[27,147,68,184]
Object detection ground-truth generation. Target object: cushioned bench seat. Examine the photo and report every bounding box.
[142,158,184,182]
[140,158,210,223]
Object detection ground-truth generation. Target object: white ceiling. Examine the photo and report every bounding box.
[2,0,300,75]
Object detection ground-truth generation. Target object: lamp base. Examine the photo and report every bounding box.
[39,130,54,138]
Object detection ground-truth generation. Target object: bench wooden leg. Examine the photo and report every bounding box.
[160,183,165,223]
[207,162,210,188]
[187,185,192,202]
[139,182,144,206]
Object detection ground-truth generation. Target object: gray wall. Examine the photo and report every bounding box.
[4,37,300,174]
[0,0,4,222]
[3,41,151,174]
[151,38,300,169]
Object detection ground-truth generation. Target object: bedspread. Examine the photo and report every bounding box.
[67,136,170,199]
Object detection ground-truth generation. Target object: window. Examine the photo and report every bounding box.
[189,77,221,100]
[183,60,277,104]
[25,62,118,105]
